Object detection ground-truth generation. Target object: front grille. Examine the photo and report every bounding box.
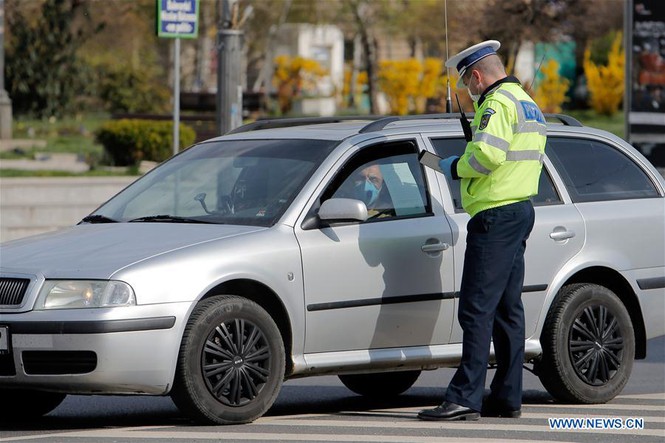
[0,278,30,306]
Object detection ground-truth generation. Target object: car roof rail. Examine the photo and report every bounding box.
[227,112,583,135]
[227,116,385,134]
[359,113,467,133]
[544,113,583,127]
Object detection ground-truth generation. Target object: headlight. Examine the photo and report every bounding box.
[36,280,136,310]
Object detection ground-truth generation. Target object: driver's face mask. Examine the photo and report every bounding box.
[362,179,380,206]
[355,171,382,206]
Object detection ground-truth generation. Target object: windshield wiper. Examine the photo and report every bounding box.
[80,214,118,224]
[128,215,214,224]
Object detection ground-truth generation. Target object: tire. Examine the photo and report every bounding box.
[171,295,285,425]
[537,283,634,403]
[0,389,66,421]
[339,370,421,398]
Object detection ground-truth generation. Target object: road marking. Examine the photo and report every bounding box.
[519,412,665,424]
[365,402,665,413]
[254,418,665,437]
[0,430,575,443]
[618,392,665,400]
[0,393,662,442]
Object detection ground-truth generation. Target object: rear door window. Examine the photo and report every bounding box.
[429,137,562,210]
[547,137,659,202]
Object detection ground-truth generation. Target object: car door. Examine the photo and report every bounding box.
[546,135,665,276]
[426,136,586,341]
[295,138,456,354]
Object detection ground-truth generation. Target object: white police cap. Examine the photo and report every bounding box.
[445,40,501,88]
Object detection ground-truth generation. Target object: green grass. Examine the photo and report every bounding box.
[1,113,113,176]
[8,113,108,159]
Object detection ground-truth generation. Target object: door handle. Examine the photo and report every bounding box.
[421,242,449,253]
[549,229,575,241]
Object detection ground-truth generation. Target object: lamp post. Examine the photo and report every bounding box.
[216,0,243,135]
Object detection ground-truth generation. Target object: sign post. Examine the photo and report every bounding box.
[156,0,200,156]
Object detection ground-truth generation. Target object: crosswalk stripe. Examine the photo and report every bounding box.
[9,419,662,443]
[254,418,665,437]
[517,403,664,412]
[520,412,664,424]
[298,410,665,425]
[362,402,665,413]
[617,393,665,400]
[1,394,662,442]
[2,429,577,443]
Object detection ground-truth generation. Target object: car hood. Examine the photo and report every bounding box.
[0,223,266,278]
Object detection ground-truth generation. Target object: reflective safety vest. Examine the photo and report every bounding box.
[455,78,547,217]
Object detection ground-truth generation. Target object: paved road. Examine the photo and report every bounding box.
[1,337,663,442]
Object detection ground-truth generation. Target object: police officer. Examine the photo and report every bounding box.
[418,40,546,421]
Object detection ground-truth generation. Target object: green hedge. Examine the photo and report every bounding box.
[95,119,196,166]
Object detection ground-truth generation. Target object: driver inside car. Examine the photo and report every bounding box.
[353,164,395,218]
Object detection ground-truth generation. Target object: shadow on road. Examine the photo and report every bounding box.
[1,337,661,430]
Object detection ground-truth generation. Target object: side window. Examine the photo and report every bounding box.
[430,137,466,210]
[547,137,659,203]
[430,137,562,209]
[531,168,562,206]
[322,141,431,221]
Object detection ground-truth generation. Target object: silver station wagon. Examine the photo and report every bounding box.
[1,114,664,425]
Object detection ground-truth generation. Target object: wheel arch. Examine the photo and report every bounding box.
[200,279,294,375]
[555,266,646,359]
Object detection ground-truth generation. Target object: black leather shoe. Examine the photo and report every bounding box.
[481,398,522,418]
[417,401,480,421]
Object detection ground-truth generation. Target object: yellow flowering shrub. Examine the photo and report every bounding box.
[532,59,570,113]
[417,58,445,113]
[378,58,445,115]
[343,66,368,106]
[584,33,625,116]
[273,55,327,114]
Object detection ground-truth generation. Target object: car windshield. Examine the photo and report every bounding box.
[89,138,338,227]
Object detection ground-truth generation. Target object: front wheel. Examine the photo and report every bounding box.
[339,370,421,398]
[536,283,634,403]
[171,295,285,425]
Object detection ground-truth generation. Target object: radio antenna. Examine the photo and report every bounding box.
[527,53,547,93]
[444,0,452,112]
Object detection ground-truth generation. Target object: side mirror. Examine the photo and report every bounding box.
[318,198,368,223]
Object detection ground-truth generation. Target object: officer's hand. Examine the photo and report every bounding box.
[439,156,459,181]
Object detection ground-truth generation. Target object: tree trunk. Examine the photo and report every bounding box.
[351,1,379,114]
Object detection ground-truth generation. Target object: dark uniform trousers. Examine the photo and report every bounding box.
[444,199,535,412]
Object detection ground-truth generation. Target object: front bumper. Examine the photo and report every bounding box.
[0,302,192,395]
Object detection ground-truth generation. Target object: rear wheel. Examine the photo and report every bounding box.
[537,283,634,403]
[171,295,285,424]
[0,389,66,421]
[339,370,421,398]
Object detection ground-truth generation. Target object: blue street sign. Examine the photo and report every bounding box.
[157,0,199,39]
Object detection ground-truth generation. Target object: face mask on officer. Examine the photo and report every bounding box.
[464,70,481,102]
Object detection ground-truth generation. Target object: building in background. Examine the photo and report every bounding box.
[269,24,344,116]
